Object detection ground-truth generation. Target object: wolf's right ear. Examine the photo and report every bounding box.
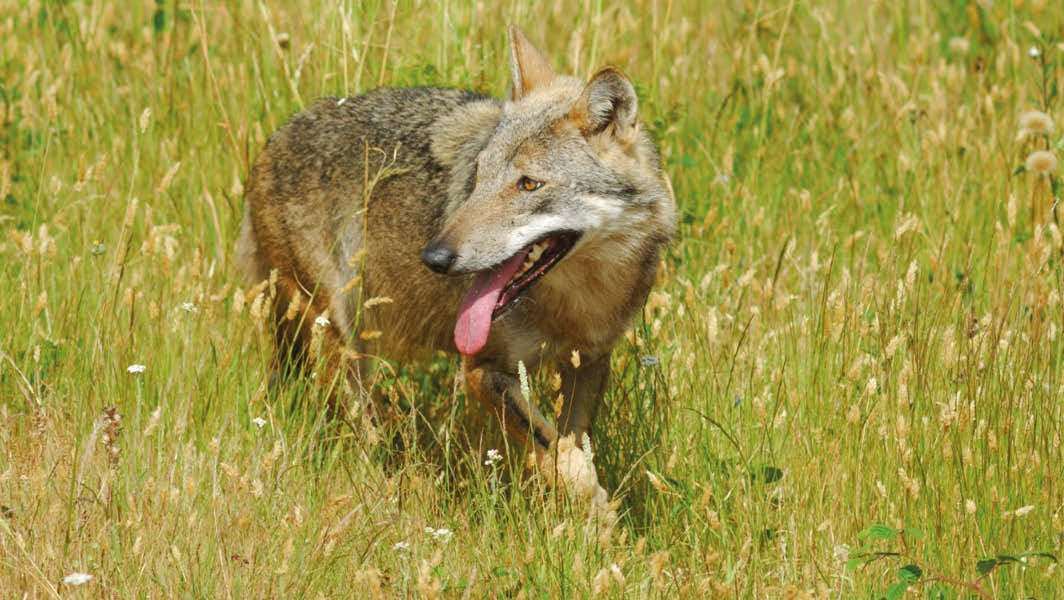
[508,26,555,100]
[571,68,639,147]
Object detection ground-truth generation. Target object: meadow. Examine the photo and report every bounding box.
[1,0,1063,597]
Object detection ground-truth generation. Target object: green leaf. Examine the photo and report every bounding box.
[882,582,908,600]
[902,528,924,540]
[898,564,922,583]
[846,557,869,571]
[859,525,899,540]
[993,551,1059,566]
[753,465,783,484]
[976,558,998,575]
[152,8,165,32]
[1013,165,1027,175]
[490,566,516,578]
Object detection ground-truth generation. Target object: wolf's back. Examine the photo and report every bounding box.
[250,87,491,206]
[238,87,497,359]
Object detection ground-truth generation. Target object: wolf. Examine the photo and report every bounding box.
[236,26,675,515]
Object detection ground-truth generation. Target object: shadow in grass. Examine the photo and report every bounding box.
[262,348,513,501]
[372,354,492,480]
[593,326,677,533]
[264,338,688,534]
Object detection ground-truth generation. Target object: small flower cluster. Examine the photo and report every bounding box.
[484,448,502,467]
[425,526,453,542]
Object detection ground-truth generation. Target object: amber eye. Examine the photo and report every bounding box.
[518,176,543,192]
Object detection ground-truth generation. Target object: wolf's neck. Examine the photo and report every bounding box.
[532,231,661,356]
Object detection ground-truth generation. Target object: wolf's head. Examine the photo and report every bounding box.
[422,26,674,356]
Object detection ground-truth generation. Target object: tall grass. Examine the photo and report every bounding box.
[2,0,1062,597]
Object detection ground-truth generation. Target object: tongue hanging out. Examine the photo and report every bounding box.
[454,249,529,356]
[451,234,579,356]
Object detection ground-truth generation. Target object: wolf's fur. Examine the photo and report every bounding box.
[237,27,674,510]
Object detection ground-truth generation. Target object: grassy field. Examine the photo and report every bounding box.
[2,0,1063,597]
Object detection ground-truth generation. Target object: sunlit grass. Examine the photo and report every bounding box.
[2,0,1063,597]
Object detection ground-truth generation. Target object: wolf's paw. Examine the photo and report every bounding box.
[549,435,618,528]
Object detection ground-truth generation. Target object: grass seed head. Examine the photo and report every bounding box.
[1019,110,1054,136]
[102,406,122,469]
[1025,150,1058,175]
[592,568,611,595]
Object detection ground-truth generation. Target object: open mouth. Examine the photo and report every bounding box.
[453,231,579,356]
[494,232,579,317]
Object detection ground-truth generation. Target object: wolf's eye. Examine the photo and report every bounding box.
[518,176,543,192]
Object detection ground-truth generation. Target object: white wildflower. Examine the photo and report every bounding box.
[392,541,409,551]
[425,527,453,542]
[180,302,197,313]
[251,417,267,429]
[63,572,93,586]
[314,315,330,327]
[484,449,503,467]
[127,364,146,374]
[1029,46,1040,57]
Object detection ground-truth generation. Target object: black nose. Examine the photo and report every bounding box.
[420,240,457,274]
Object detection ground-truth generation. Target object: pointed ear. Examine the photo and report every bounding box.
[508,25,555,99]
[571,68,639,146]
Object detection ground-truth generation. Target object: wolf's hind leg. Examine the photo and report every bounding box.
[269,279,366,416]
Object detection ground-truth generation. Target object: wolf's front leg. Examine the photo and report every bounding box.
[463,357,616,526]
[554,355,615,525]
[557,355,610,441]
[462,358,559,460]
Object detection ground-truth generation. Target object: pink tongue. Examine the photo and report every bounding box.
[454,249,530,355]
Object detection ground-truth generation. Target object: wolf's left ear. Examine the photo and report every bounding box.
[571,68,639,146]
[509,26,555,99]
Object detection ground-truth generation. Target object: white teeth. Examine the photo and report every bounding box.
[528,242,546,262]
[512,241,548,282]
